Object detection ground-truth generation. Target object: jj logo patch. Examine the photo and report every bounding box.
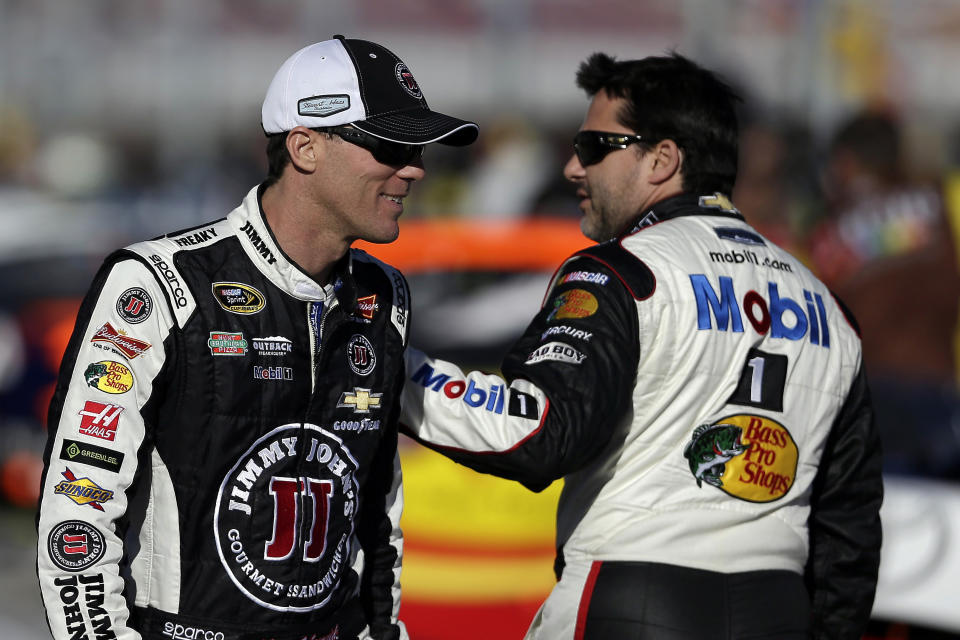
[347,335,376,376]
[116,287,153,324]
[47,520,106,572]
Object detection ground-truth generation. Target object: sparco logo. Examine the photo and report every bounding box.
[390,270,407,330]
[149,254,188,308]
[214,424,360,612]
[163,621,225,640]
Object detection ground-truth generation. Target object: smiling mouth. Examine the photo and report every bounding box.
[381,194,405,205]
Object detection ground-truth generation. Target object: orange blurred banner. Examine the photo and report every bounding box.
[355,218,589,272]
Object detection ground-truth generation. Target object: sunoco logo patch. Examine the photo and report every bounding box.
[683,414,798,502]
[212,282,266,315]
[214,423,360,611]
[47,520,105,571]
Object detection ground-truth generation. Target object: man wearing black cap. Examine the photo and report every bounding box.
[36,36,476,640]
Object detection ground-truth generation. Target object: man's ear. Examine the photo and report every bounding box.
[286,126,319,173]
[648,138,682,185]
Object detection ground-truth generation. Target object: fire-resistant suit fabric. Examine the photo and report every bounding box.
[36,185,410,640]
[400,193,882,640]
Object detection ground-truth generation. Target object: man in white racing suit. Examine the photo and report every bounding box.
[401,53,882,639]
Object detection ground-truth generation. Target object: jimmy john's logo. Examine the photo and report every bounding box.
[53,573,114,639]
[116,287,153,324]
[347,334,376,376]
[683,414,797,502]
[47,520,105,572]
[547,289,598,321]
[215,423,360,611]
[212,282,266,315]
[54,468,114,511]
[84,361,133,394]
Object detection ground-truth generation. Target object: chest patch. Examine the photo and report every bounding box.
[215,423,360,611]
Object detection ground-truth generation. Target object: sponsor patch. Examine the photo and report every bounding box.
[699,192,740,215]
[149,254,188,308]
[116,287,153,324]
[60,440,124,474]
[84,361,133,394]
[208,332,248,356]
[714,226,766,246]
[683,414,798,502]
[299,94,350,117]
[173,225,219,248]
[238,221,278,265]
[394,62,423,99]
[332,418,381,433]
[347,334,376,376]
[53,573,114,638]
[410,363,506,414]
[78,401,123,441]
[525,342,587,366]
[47,520,106,572]
[91,322,152,359]
[561,271,609,286]
[252,336,292,357]
[541,325,593,342]
[508,389,540,420]
[253,366,292,381]
[215,423,360,611]
[357,294,379,321]
[547,289,598,321]
[212,282,266,315]
[54,469,114,511]
[337,388,382,414]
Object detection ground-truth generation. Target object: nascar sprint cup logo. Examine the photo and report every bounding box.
[214,424,360,611]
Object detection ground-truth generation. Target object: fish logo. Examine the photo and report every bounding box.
[683,422,750,489]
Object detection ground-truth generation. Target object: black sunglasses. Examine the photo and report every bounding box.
[573,130,645,167]
[319,125,424,166]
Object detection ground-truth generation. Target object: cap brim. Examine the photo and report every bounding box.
[352,109,479,146]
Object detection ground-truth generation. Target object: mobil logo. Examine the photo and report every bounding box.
[411,363,505,413]
[689,274,830,347]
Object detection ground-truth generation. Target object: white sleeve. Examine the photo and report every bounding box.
[36,257,175,640]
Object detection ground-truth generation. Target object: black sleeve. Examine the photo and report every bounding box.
[413,252,643,491]
[805,362,884,639]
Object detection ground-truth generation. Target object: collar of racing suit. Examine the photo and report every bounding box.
[226,184,360,318]
[621,191,746,235]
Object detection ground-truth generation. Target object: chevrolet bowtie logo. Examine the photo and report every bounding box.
[338,388,382,414]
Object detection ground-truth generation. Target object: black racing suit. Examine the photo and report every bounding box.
[37,185,409,640]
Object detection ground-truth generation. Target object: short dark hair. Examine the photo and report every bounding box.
[576,52,741,195]
[262,129,336,189]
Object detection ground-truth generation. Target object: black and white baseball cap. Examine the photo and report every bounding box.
[261,35,478,146]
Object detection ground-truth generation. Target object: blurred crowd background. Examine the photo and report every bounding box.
[3,0,960,638]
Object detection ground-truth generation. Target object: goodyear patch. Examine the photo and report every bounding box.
[547,289,598,321]
[83,361,133,394]
[683,414,797,502]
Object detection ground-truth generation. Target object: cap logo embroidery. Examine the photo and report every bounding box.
[299,94,351,117]
[394,63,422,99]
